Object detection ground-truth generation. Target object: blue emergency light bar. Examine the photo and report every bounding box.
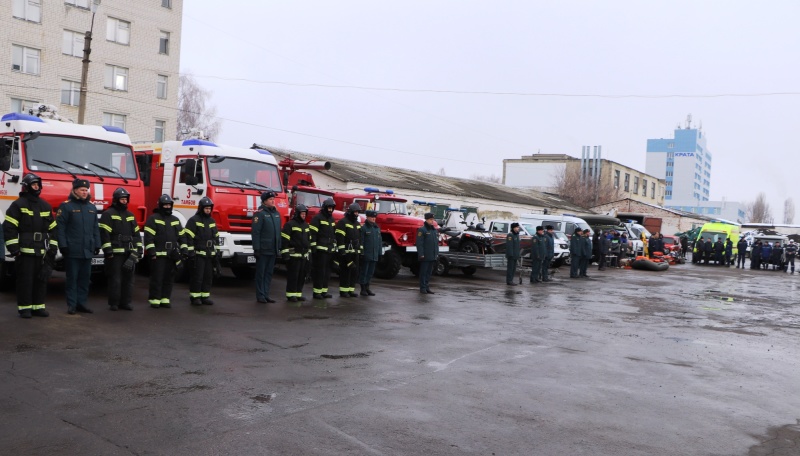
[1,113,44,122]
[364,187,395,194]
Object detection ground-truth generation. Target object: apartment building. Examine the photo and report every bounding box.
[2,0,182,142]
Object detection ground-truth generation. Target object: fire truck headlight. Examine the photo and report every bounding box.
[401,233,408,242]
[217,238,225,246]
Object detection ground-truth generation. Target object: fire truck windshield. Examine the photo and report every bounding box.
[375,200,407,214]
[25,135,137,179]
[208,157,281,192]
[294,190,330,208]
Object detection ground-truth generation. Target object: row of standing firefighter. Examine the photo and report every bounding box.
[504,224,560,285]
[252,192,386,302]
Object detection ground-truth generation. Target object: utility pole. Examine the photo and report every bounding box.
[77,0,101,124]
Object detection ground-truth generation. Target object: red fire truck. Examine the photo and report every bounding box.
[0,107,145,285]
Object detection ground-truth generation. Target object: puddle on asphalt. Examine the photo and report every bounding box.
[251,393,276,403]
[749,420,800,455]
[320,352,370,360]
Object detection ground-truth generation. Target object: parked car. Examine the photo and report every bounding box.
[519,222,570,267]
[661,235,681,255]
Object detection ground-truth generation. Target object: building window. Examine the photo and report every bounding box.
[10,98,39,113]
[613,170,620,188]
[155,120,166,142]
[156,75,168,99]
[11,45,40,75]
[13,0,41,22]
[162,0,171,8]
[633,176,639,194]
[642,179,647,197]
[104,65,128,91]
[623,173,630,192]
[65,0,90,8]
[62,30,84,57]
[102,112,126,130]
[61,80,80,106]
[106,18,131,45]
[651,183,655,199]
[159,31,170,55]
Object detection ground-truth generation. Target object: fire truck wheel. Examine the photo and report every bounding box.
[434,257,450,276]
[231,266,255,280]
[461,266,476,276]
[374,250,402,279]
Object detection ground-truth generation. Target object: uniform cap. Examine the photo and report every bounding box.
[261,191,277,201]
[365,210,378,217]
[72,178,90,189]
[510,222,519,229]
[424,212,435,219]
[535,226,544,231]
[545,225,554,230]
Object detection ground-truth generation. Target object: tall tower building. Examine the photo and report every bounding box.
[2,0,182,142]
[646,115,711,204]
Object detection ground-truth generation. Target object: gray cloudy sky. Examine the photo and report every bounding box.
[180,1,800,218]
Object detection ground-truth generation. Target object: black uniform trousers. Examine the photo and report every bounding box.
[16,255,47,310]
[107,254,134,308]
[787,255,796,272]
[190,256,213,300]
[338,254,359,293]
[312,251,332,294]
[737,252,746,268]
[541,256,553,280]
[285,257,308,298]
[148,257,175,306]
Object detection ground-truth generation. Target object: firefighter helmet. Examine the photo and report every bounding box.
[322,198,336,209]
[158,194,173,207]
[347,203,361,213]
[112,187,130,203]
[198,196,214,209]
[295,204,308,213]
[21,173,42,195]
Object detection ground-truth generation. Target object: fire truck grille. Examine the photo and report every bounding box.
[227,215,254,232]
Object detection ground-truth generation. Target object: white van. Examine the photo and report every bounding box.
[519,213,593,238]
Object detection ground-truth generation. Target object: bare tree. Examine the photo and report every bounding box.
[177,74,222,141]
[746,192,774,223]
[552,166,620,209]
[784,197,795,224]
[470,173,502,184]
[436,167,446,176]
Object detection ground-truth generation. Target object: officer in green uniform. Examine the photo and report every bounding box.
[98,187,142,311]
[184,197,220,306]
[529,226,547,284]
[281,204,311,302]
[358,209,382,296]
[3,173,57,318]
[415,212,439,294]
[569,228,583,278]
[57,178,101,314]
[252,191,282,303]
[505,222,521,285]
[580,229,592,278]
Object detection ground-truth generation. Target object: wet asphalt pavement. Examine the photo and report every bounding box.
[1,258,800,456]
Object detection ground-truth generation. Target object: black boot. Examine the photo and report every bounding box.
[191,298,202,306]
[360,285,369,296]
[31,309,49,317]
[201,298,214,306]
[366,285,376,296]
[19,309,32,319]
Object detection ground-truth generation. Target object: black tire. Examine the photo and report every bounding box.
[374,249,402,279]
[461,240,480,254]
[434,257,450,276]
[231,266,255,280]
[461,266,477,276]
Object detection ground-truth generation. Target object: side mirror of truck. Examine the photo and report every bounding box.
[0,138,13,171]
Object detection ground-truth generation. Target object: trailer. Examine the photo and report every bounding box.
[434,252,507,276]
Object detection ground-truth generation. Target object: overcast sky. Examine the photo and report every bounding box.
[180,1,800,219]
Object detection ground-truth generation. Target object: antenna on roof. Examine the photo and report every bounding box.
[686,113,692,129]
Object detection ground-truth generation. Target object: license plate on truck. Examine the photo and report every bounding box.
[247,255,256,264]
[91,257,104,266]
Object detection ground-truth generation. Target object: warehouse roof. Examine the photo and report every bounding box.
[268,147,586,212]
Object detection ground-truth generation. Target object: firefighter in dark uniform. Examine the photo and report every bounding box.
[569,228,583,278]
[57,178,101,315]
[580,229,592,278]
[542,225,555,281]
[416,212,439,294]
[505,222,521,285]
[99,187,142,311]
[143,194,186,309]
[736,237,748,268]
[785,240,798,273]
[310,198,336,299]
[359,209,382,296]
[335,203,362,297]
[3,173,57,318]
[184,197,219,306]
[252,191,282,303]
[529,226,546,283]
[281,204,311,302]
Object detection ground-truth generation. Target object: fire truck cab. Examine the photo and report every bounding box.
[0,108,144,285]
[134,140,287,279]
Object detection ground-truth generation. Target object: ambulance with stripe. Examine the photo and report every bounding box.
[0,108,145,283]
[133,140,288,279]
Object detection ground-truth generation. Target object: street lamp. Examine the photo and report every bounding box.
[77,0,101,124]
